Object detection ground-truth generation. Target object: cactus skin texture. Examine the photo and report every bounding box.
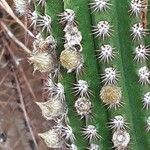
[36,0,150,149]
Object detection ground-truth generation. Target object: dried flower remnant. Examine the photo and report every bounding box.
[38,129,63,148]
[35,97,66,121]
[138,66,150,84]
[97,44,115,62]
[100,85,122,109]
[92,21,113,39]
[101,67,120,85]
[29,34,58,74]
[90,0,111,13]
[75,97,92,118]
[134,44,150,62]
[143,92,150,109]
[73,80,92,98]
[82,125,100,142]
[146,116,150,132]
[112,130,130,150]
[60,49,84,73]
[109,116,128,130]
[28,51,56,73]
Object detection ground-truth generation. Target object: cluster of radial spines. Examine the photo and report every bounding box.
[73,80,92,98]
[109,116,128,131]
[92,21,113,39]
[55,124,75,142]
[131,23,148,41]
[130,0,147,17]
[101,67,120,85]
[82,125,100,142]
[66,143,78,150]
[146,116,150,132]
[74,97,92,119]
[138,66,150,84]
[44,77,65,101]
[90,0,111,13]
[59,9,76,25]
[28,11,38,28]
[28,10,52,33]
[36,14,52,33]
[97,44,116,63]
[134,44,150,63]
[112,130,130,150]
[88,143,100,150]
[143,92,150,110]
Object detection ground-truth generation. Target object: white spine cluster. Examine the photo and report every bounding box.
[101,67,120,85]
[130,0,147,17]
[82,125,100,142]
[143,92,150,110]
[74,97,92,118]
[131,23,148,40]
[146,116,150,132]
[92,21,113,39]
[28,11,38,28]
[97,44,115,62]
[56,125,75,142]
[90,0,111,13]
[45,77,65,101]
[73,80,92,98]
[112,130,130,150]
[134,44,150,62]
[138,66,150,84]
[88,143,100,150]
[37,14,52,33]
[109,116,128,130]
[67,144,78,150]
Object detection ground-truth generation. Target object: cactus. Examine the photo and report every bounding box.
[0,0,150,149]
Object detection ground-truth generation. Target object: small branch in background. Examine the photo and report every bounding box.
[5,42,37,100]
[1,22,31,54]
[13,72,39,150]
[0,0,35,38]
[0,48,5,62]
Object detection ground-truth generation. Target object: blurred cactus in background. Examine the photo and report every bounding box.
[0,0,150,150]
